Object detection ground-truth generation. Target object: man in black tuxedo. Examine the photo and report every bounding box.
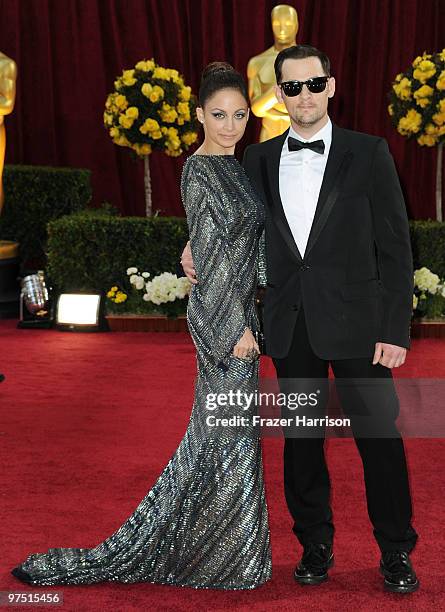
[181,44,418,593]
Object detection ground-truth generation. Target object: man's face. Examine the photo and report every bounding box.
[275,57,335,129]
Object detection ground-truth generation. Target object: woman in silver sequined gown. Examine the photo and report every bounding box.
[11,65,272,590]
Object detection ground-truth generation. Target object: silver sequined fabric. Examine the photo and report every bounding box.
[11,154,272,590]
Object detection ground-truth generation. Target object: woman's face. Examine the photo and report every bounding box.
[197,88,249,152]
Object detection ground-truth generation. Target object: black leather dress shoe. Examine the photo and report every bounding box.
[294,542,334,585]
[0,373,5,383]
[380,551,419,593]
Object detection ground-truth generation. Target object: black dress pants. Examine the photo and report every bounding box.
[272,307,418,553]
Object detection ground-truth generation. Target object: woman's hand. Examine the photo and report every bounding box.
[233,328,260,360]
[180,241,198,285]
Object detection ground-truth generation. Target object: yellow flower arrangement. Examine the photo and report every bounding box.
[417,134,437,146]
[433,111,445,125]
[135,59,155,72]
[413,84,434,107]
[104,58,198,159]
[107,286,128,304]
[397,108,422,135]
[389,48,445,148]
[122,69,137,86]
[392,76,412,100]
[181,131,198,146]
[413,59,436,83]
[437,70,445,90]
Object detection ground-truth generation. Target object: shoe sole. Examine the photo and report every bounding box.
[383,579,419,594]
[380,568,419,594]
[294,556,334,586]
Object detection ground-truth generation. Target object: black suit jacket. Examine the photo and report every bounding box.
[242,124,413,360]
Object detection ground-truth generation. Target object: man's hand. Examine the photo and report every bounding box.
[180,241,198,284]
[373,342,407,368]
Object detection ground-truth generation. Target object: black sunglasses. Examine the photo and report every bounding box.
[279,76,330,97]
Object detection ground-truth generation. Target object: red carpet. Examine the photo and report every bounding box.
[1,319,444,611]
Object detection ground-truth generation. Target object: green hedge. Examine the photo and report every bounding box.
[409,220,445,278]
[46,211,189,292]
[3,163,444,285]
[0,164,92,266]
[45,213,445,294]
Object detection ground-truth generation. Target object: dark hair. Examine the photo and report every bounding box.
[274,44,331,83]
[198,61,249,107]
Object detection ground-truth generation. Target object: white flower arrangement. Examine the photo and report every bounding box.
[413,266,441,294]
[413,266,445,319]
[125,267,191,316]
[142,272,191,305]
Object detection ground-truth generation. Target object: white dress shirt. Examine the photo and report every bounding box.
[279,117,332,257]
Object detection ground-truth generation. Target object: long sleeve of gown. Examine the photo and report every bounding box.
[183,174,248,369]
[257,227,267,288]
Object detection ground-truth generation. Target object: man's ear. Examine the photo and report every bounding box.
[328,77,336,99]
[275,84,284,103]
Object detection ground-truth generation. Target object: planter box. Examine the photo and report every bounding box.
[411,319,445,339]
[105,314,188,332]
[105,315,444,338]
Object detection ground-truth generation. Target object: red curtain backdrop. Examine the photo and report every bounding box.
[0,0,443,218]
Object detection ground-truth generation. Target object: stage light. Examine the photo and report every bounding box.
[18,270,53,328]
[55,292,107,331]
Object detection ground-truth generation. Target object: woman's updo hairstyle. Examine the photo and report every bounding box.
[198,61,249,108]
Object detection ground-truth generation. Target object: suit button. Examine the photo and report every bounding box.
[292,304,299,311]
[299,264,310,271]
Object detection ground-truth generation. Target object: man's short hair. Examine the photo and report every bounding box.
[274,44,331,83]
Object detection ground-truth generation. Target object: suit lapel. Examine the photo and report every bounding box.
[304,124,353,257]
[260,127,304,264]
[260,123,353,263]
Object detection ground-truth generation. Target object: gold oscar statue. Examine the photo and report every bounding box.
[0,52,17,215]
[247,4,299,141]
[0,51,18,260]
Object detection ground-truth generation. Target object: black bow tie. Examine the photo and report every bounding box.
[288,136,325,155]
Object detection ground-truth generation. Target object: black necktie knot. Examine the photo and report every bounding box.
[288,136,325,155]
